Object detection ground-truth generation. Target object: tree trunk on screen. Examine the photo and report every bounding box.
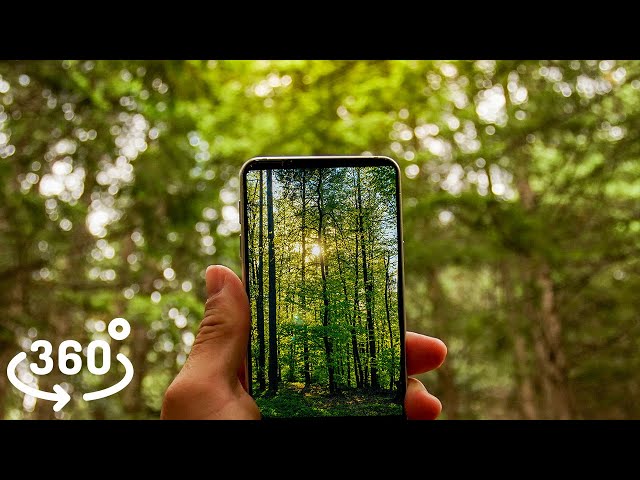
[266,170,278,394]
[336,234,361,389]
[357,169,378,390]
[256,170,266,392]
[317,171,336,394]
[300,171,311,387]
[352,228,364,388]
[384,253,395,392]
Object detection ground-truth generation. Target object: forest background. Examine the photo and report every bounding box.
[0,60,638,419]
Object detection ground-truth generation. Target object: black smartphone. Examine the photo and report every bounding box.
[239,156,406,418]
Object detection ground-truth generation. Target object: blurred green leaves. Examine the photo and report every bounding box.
[0,60,638,419]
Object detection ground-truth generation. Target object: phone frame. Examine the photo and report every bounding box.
[239,156,407,419]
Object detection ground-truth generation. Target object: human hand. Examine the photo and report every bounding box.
[161,265,447,420]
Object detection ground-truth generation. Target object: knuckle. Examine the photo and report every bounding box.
[199,305,232,335]
[194,322,229,345]
[203,292,223,313]
[161,379,208,419]
[197,296,248,343]
[164,379,192,405]
[161,382,187,418]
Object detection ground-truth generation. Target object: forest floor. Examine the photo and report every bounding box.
[255,382,403,417]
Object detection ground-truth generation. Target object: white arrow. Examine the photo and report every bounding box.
[83,353,134,401]
[7,352,71,412]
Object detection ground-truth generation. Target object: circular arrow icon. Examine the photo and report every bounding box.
[83,354,133,402]
[7,352,71,412]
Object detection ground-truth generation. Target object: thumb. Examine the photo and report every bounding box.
[184,265,250,390]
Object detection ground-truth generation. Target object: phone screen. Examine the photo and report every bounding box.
[241,158,405,418]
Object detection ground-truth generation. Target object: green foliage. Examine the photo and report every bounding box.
[255,384,402,418]
[0,60,638,419]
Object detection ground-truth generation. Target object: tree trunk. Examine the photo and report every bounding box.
[352,225,364,388]
[288,331,295,382]
[384,253,395,392]
[338,245,362,389]
[516,172,572,419]
[300,171,311,387]
[357,169,378,390]
[535,263,572,419]
[266,170,278,394]
[501,261,538,419]
[317,171,336,394]
[256,170,266,391]
[335,228,362,389]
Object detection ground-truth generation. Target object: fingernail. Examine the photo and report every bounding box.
[206,265,226,296]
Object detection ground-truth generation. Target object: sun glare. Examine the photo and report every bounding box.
[311,244,321,256]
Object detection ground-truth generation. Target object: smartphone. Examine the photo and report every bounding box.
[239,156,406,418]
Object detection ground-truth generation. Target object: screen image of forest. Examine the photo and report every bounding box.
[245,165,403,417]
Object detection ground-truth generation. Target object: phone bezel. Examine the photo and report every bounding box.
[239,156,407,419]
